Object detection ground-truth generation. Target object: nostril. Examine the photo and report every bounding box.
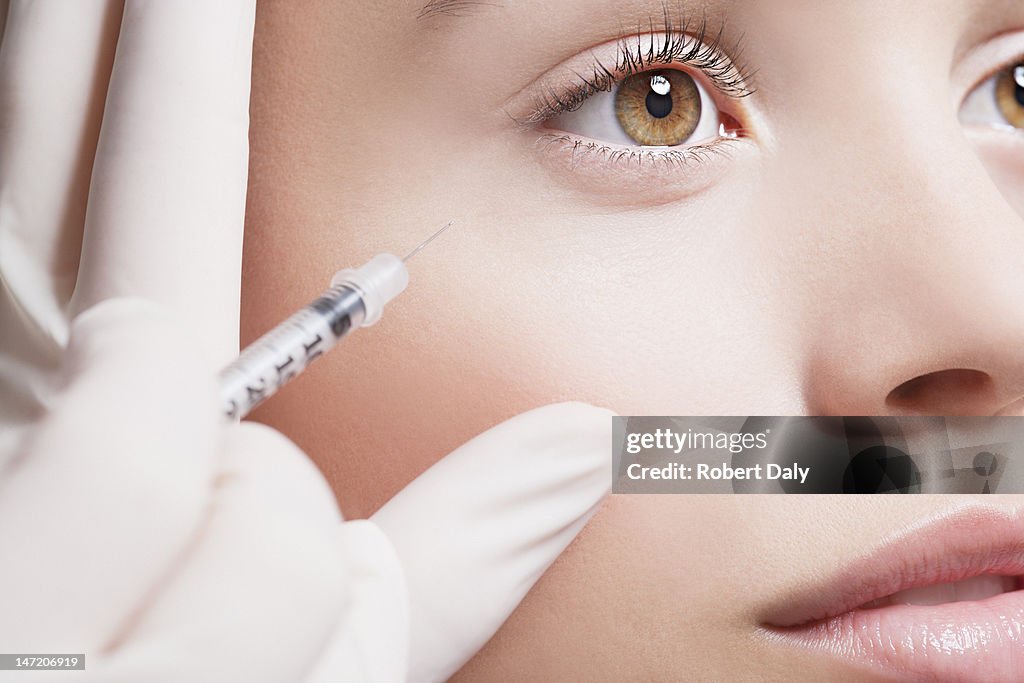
[886,369,997,415]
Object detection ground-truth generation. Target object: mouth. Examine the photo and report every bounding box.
[761,507,1024,683]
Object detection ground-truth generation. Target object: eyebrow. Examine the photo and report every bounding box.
[416,0,501,20]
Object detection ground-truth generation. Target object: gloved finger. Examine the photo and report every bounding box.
[71,0,255,370]
[0,298,219,653]
[372,402,614,683]
[0,0,120,318]
[93,423,350,683]
[0,0,121,408]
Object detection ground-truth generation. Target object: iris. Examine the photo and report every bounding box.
[614,70,701,145]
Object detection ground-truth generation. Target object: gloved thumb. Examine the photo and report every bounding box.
[370,401,613,683]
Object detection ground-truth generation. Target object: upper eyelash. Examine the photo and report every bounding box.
[521,8,754,126]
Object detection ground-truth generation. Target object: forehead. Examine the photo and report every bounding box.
[322,0,1020,70]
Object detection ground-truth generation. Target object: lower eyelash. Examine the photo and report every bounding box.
[537,132,742,169]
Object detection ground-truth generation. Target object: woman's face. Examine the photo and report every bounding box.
[242,0,1024,679]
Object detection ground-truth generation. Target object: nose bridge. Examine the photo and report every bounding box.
[844,137,1024,336]
[770,90,1024,413]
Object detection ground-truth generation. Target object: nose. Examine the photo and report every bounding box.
[778,109,1024,416]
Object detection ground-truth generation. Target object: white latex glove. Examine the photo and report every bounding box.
[0,2,613,682]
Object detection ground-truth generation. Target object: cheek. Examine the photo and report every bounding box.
[245,213,785,517]
[247,271,585,515]
[242,160,809,516]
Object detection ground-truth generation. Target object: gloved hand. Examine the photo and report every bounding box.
[0,2,613,682]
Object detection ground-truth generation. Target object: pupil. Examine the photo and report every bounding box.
[646,74,673,118]
[646,90,673,119]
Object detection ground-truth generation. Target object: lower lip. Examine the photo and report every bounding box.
[774,590,1024,682]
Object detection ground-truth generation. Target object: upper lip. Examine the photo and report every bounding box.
[761,505,1024,629]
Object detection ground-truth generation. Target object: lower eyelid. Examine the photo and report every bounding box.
[524,132,757,208]
[535,132,747,175]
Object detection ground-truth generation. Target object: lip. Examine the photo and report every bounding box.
[761,506,1024,682]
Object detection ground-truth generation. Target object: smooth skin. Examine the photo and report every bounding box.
[243,0,1024,679]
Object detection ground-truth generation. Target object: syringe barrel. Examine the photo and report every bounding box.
[219,284,366,420]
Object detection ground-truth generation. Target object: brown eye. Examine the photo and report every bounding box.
[994,64,1024,128]
[614,70,701,146]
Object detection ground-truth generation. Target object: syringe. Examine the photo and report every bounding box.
[219,221,452,420]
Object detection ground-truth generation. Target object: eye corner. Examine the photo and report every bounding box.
[960,58,1024,130]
